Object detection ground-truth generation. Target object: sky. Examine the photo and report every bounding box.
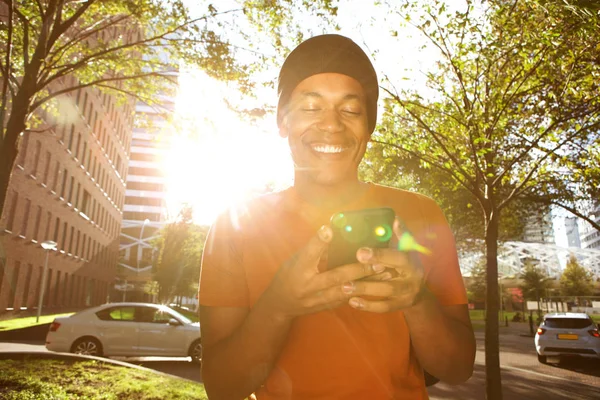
[165,0,447,226]
[162,1,577,251]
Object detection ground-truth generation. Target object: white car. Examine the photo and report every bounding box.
[45,302,202,363]
[534,312,600,364]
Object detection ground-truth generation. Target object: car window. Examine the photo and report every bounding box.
[136,307,175,324]
[544,318,592,329]
[96,307,136,322]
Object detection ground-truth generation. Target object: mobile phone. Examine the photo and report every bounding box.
[327,207,395,269]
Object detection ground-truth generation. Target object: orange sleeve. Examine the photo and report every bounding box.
[418,196,468,306]
[199,210,250,308]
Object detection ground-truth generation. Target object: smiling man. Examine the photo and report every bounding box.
[198,34,475,400]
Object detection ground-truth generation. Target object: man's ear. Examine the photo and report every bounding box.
[278,113,289,138]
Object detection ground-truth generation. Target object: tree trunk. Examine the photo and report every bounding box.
[484,207,503,400]
[0,104,28,220]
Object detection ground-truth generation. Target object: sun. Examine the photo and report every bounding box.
[163,70,293,226]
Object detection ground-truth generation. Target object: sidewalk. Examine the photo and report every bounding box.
[428,361,599,400]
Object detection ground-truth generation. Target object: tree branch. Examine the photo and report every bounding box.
[371,138,483,201]
[498,120,600,209]
[30,71,175,112]
[382,86,478,189]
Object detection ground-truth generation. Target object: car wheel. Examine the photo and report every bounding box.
[537,354,547,364]
[71,337,103,357]
[189,339,202,364]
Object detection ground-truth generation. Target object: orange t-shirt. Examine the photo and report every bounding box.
[199,183,467,400]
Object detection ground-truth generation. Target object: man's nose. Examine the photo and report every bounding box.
[315,109,343,133]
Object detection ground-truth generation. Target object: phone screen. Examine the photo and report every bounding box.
[327,207,395,269]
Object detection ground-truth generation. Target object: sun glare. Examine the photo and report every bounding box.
[163,71,293,226]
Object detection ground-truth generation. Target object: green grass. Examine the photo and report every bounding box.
[0,313,74,331]
[0,358,207,399]
[469,310,520,322]
[469,310,600,325]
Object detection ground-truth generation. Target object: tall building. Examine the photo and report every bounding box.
[522,210,555,244]
[564,216,581,248]
[580,202,600,250]
[117,97,174,301]
[0,77,134,313]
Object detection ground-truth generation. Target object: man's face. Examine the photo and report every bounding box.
[279,73,370,187]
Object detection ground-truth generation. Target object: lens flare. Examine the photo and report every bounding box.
[374,226,386,237]
[398,232,431,255]
[332,213,347,229]
[345,225,353,232]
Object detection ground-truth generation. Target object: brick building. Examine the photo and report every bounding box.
[0,76,134,314]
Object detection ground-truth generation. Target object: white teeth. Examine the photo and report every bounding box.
[311,144,346,154]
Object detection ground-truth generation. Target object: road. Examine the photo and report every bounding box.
[428,331,599,399]
[2,329,599,399]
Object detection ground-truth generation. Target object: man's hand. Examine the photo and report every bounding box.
[263,225,386,320]
[343,217,426,313]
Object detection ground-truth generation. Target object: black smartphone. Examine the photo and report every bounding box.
[327,207,396,269]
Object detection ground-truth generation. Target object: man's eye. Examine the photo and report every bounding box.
[303,108,321,112]
[343,109,361,115]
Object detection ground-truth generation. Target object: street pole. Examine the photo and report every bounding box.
[36,241,57,323]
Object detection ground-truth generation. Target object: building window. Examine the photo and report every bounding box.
[81,190,91,216]
[82,93,88,116]
[61,222,68,250]
[8,261,21,309]
[68,226,75,254]
[75,183,81,209]
[22,264,33,308]
[81,142,87,167]
[43,151,51,184]
[75,133,82,159]
[54,271,62,305]
[5,190,18,231]
[16,133,29,167]
[75,231,81,257]
[68,125,75,151]
[82,234,87,259]
[60,169,68,198]
[33,206,42,241]
[68,177,74,204]
[44,269,53,307]
[53,217,60,243]
[32,140,41,177]
[52,161,60,191]
[20,199,31,237]
[44,211,52,241]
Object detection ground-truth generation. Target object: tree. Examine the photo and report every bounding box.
[560,254,594,300]
[467,259,487,304]
[519,261,553,303]
[153,205,207,303]
[371,1,600,398]
[0,0,257,218]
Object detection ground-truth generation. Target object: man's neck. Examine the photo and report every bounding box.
[293,178,368,211]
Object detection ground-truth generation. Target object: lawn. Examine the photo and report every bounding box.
[469,310,600,326]
[0,313,74,331]
[0,358,207,399]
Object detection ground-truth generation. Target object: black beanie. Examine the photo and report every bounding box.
[277,34,379,133]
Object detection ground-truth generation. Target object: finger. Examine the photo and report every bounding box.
[356,247,409,271]
[344,281,397,298]
[360,270,394,282]
[309,261,385,291]
[296,225,332,275]
[301,285,353,310]
[348,297,397,313]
